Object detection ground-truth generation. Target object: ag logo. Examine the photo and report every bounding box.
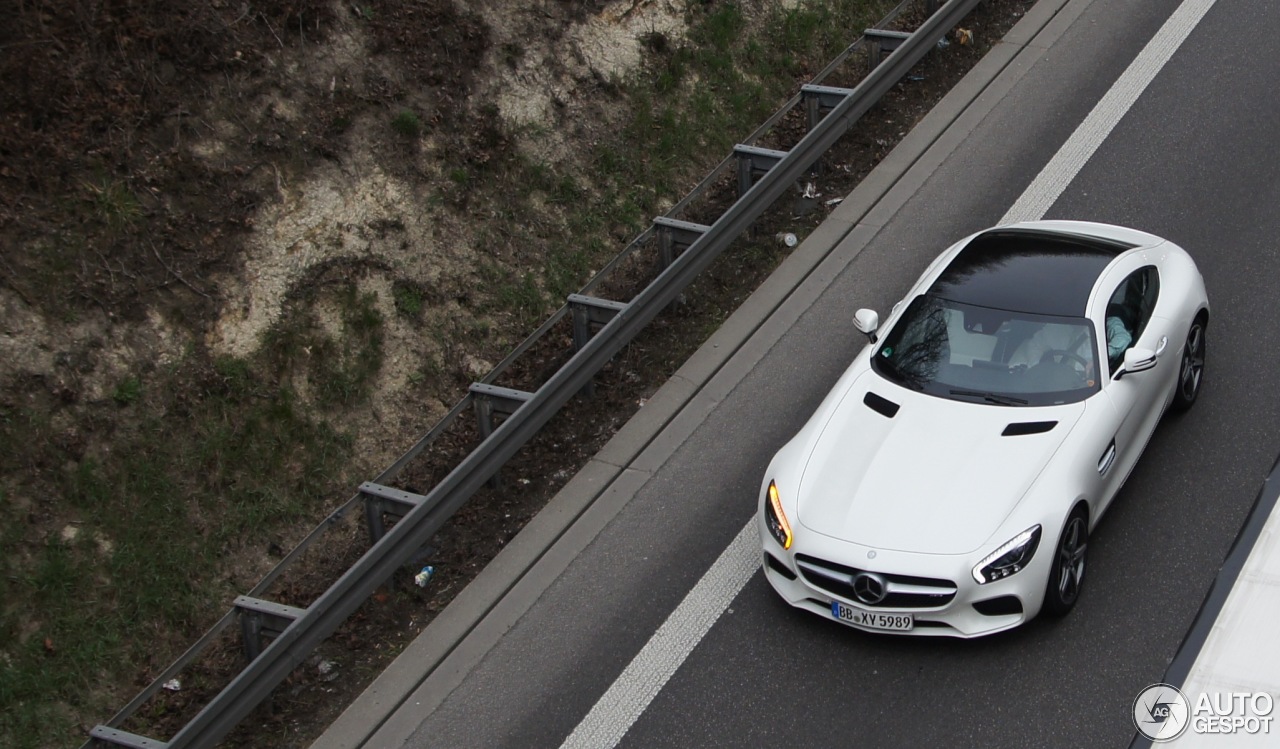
[1133,683,1190,742]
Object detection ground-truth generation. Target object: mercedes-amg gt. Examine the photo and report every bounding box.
[759,221,1209,637]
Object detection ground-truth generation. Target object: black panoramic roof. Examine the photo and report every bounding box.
[927,229,1130,316]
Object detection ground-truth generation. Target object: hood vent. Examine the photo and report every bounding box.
[863,392,900,418]
[1002,421,1058,436]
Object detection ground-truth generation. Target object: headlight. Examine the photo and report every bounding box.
[972,525,1041,584]
[764,480,793,550]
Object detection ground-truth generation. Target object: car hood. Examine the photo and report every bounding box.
[796,373,1084,555]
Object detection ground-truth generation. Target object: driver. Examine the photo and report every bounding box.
[1105,315,1132,359]
[1104,302,1134,367]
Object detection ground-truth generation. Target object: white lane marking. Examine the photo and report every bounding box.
[558,524,758,749]
[1001,0,1218,224]
[562,1,1218,746]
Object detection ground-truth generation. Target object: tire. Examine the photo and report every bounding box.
[1043,507,1088,618]
[1171,314,1206,412]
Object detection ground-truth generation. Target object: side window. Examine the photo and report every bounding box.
[1105,266,1160,375]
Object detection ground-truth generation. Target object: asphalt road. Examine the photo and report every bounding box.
[372,0,1280,746]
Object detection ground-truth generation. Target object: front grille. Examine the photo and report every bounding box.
[795,553,957,609]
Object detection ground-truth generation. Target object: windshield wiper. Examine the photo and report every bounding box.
[949,388,1028,406]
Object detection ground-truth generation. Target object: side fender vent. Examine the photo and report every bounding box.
[863,392,900,418]
[1002,421,1058,436]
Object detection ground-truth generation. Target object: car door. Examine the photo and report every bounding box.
[1093,263,1169,515]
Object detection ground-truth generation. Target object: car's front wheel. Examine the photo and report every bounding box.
[1043,507,1088,617]
[1171,314,1207,412]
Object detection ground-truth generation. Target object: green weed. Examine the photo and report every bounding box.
[481,262,546,325]
[259,283,386,408]
[393,282,426,319]
[85,178,142,231]
[391,109,423,137]
[322,300,382,405]
[112,376,142,405]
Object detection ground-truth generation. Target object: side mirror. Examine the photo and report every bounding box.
[1115,347,1157,380]
[854,308,880,343]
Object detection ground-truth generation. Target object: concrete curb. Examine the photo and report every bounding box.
[312,1,1081,745]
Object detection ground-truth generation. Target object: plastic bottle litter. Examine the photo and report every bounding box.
[776,232,798,248]
[414,565,435,587]
[162,679,181,692]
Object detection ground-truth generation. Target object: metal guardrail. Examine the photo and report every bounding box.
[86,0,981,745]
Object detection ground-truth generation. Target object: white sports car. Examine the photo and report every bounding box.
[759,221,1209,637]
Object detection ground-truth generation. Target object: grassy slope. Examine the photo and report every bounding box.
[0,1,896,745]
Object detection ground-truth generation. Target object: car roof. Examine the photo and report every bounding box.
[926,228,1133,317]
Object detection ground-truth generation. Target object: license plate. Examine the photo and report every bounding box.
[831,600,914,632]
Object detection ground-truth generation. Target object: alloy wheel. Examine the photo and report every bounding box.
[1179,321,1205,403]
[1056,516,1088,605]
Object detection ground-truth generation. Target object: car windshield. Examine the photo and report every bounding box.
[870,295,1099,406]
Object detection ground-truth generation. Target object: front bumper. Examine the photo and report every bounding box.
[760,516,1050,638]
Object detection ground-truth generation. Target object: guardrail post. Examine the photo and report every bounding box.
[470,383,533,440]
[568,295,628,353]
[655,216,716,271]
[358,482,435,585]
[359,482,427,544]
[568,294,629,397]
[652,217,711,309]
[234,596,306,662]
[469,383,534,488]
[733,145,789,198]
[924,0,942,16]
[864,28,912,73]
[800,85,856,174]
[652,217,711,273]
[87,726,169,748]
[801,84,856,133]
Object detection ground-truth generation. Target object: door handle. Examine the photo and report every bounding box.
[1098,439,1117,475]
